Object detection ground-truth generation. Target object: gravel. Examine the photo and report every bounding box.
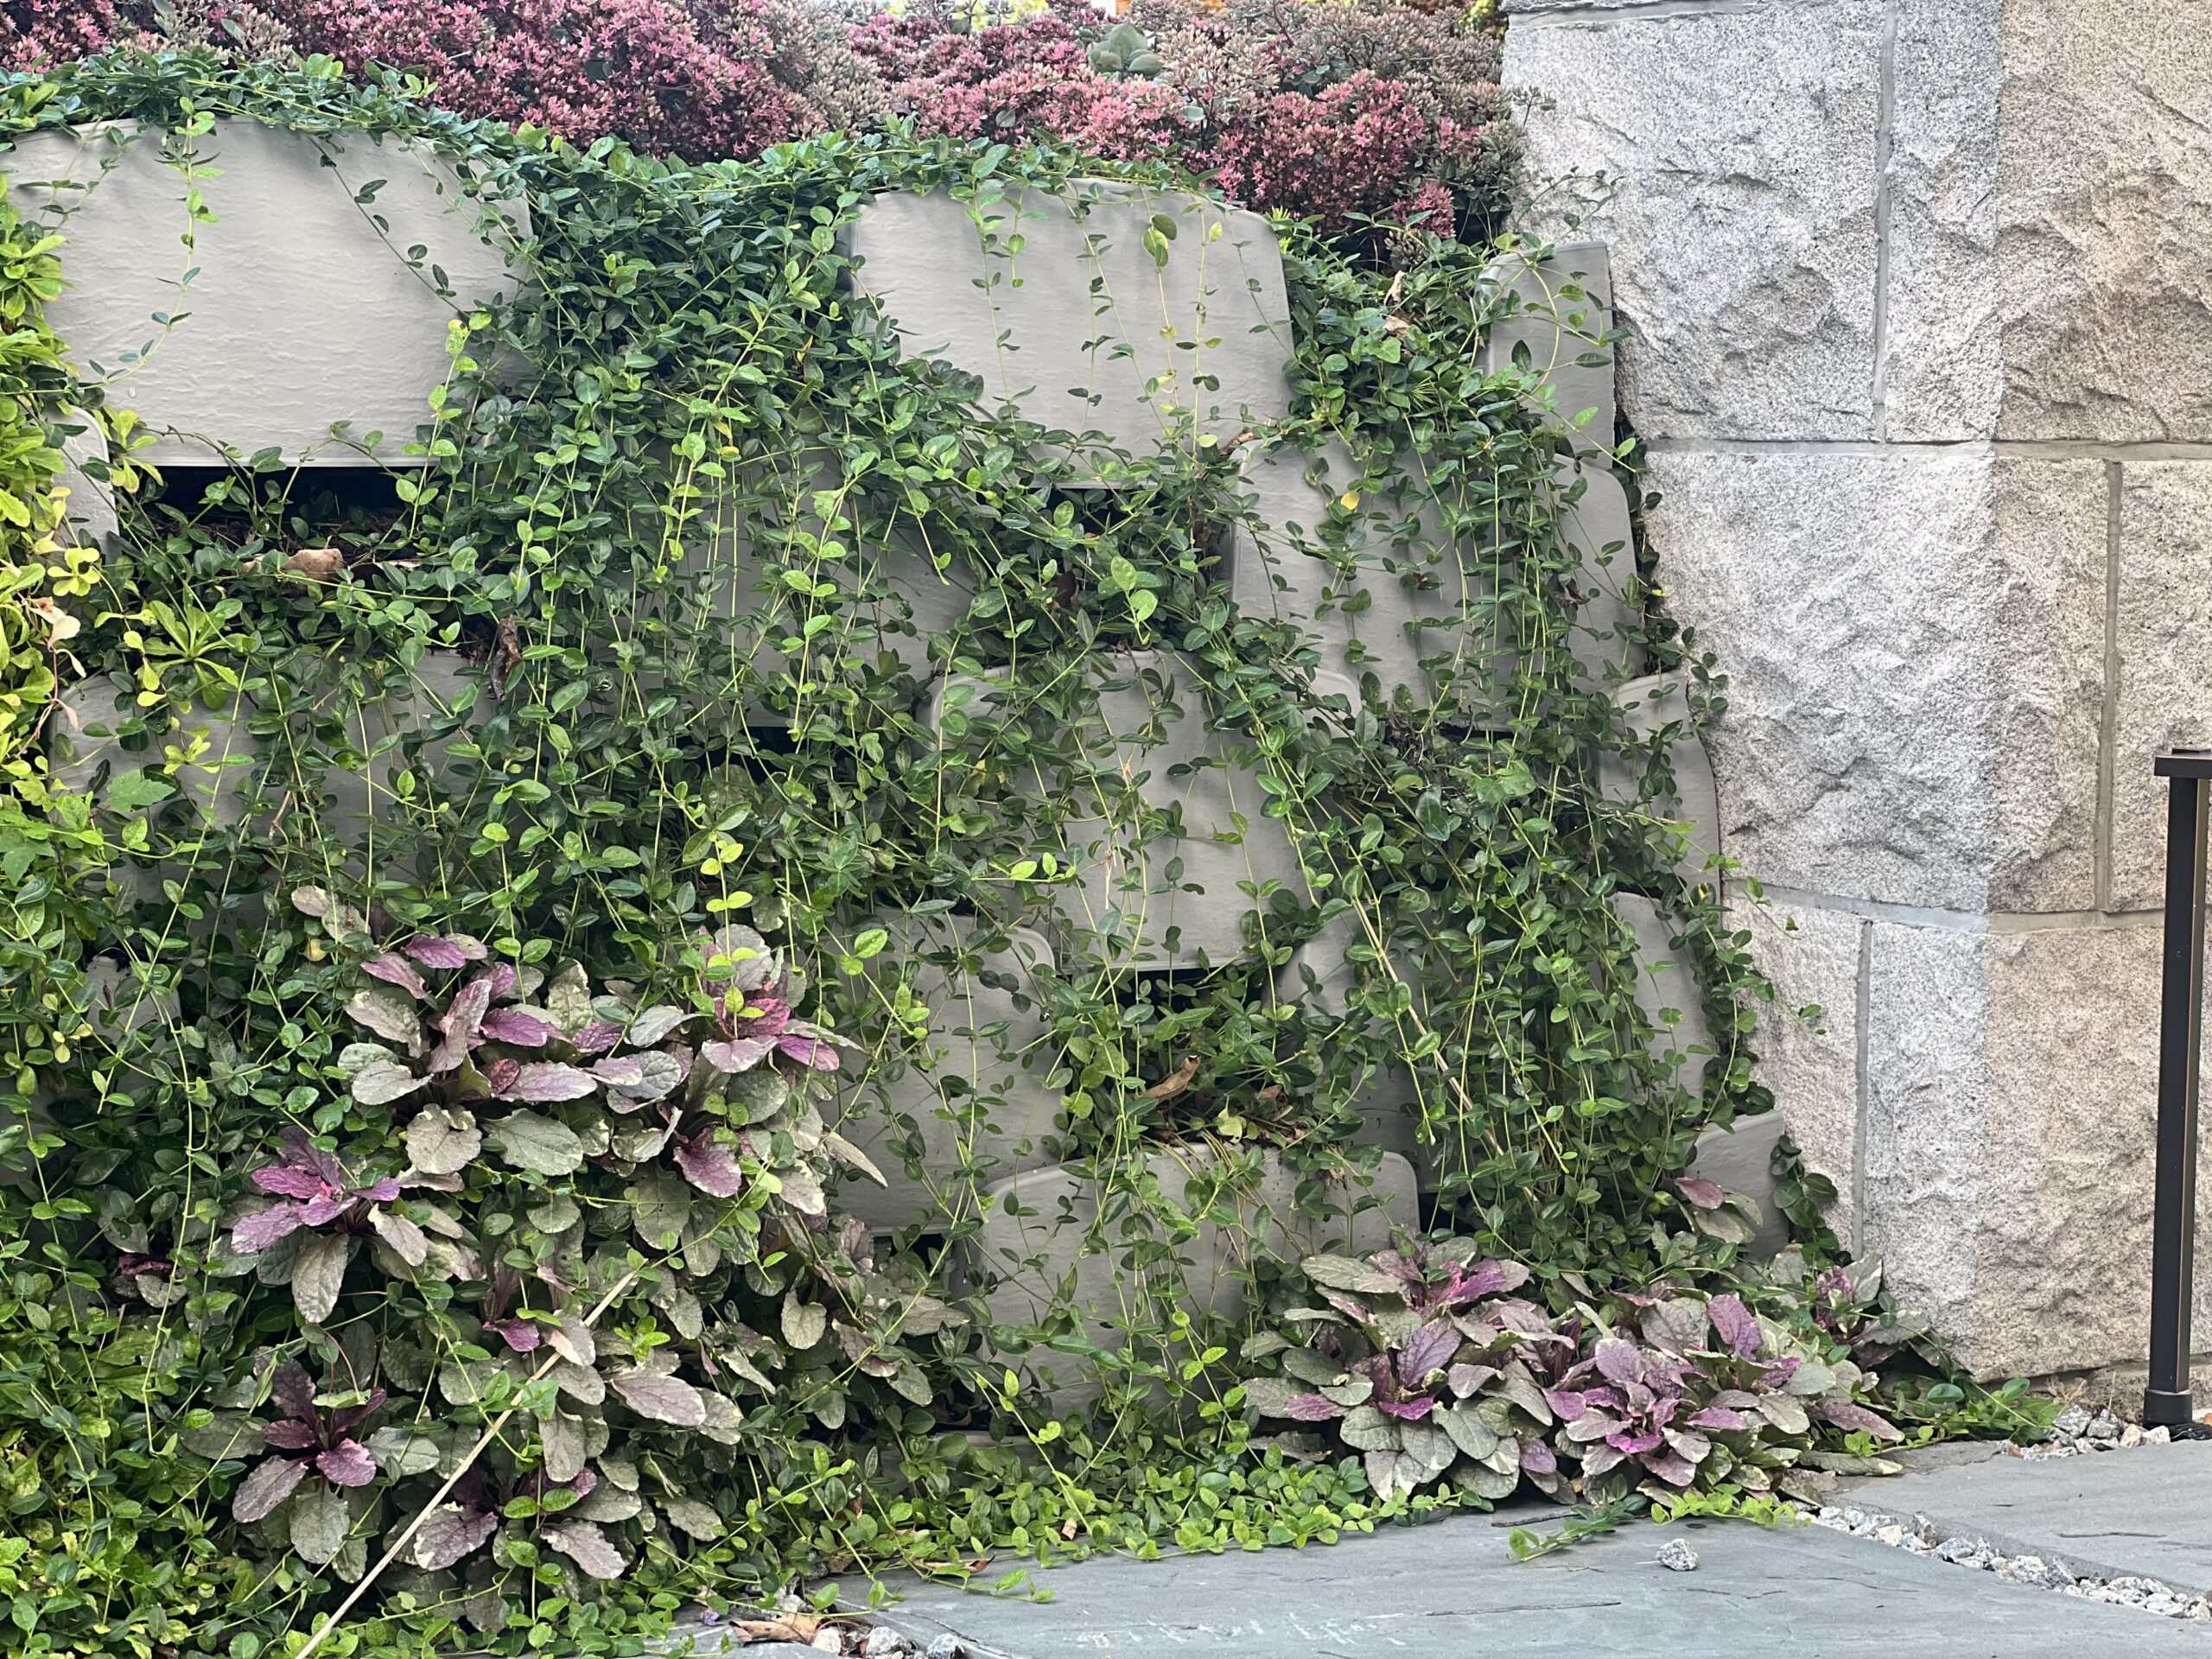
[1655,1538,1699,1573]
[2017,1412,2166,1461]
[1813,1492,2212,1621]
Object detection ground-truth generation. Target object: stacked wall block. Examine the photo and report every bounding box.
[846,181,1294,455]
[54,408,116,549]
[1069,652,1312,969]
[4,955,177,1192]
[967,1146,1420,1405]
[670,459,979,726]
[828,918,1063,1233]
[1479,240,1616,448]
[8,119,528,465]
[1228,440,1519,726]
[52,654,492,874]
[1596,671,1722,881]
[1688,1114,1791,1258]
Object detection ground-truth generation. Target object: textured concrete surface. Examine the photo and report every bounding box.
[9,119,526,464]
[868,1492,2212,1657]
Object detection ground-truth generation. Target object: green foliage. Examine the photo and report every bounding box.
[0,42,1798,1659]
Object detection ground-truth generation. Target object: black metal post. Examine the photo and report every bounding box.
[2147,750,2212,1429]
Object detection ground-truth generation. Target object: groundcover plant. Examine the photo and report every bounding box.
[0,26,2043,1659]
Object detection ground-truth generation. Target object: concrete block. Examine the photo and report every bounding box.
[847,182,1293,460]
[1503,0,1885,440]
[51,677,257,831]
[1648,448,2105,912]
[828,918,1063,1232]
[52,407,116,548]
[8,119,528,465]
[1688,1112,1790,1258]
[1596,671,1720,880]
[1611,893,1714,1097]
[1478,239,1616,444]
[968,1146,1419,1403]
[314,651,489,850]
[1558,459,1643,684]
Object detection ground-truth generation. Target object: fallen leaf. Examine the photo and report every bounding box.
[1141,1055,1202,1101]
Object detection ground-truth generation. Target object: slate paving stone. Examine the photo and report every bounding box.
[863,1502,2212,1658]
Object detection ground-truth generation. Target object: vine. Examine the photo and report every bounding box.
[0,44,1846,1659]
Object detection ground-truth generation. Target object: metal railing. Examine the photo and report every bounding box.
[2147,749,2212,1431]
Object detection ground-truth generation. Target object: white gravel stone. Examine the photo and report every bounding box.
[1656,1538,1699,1573]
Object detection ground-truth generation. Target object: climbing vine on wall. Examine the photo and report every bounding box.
[0,44,1829,1659]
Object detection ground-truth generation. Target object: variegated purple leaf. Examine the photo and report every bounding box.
[1281,1393,1348,1421]
[1578,1441,1624,1478]
[499,1063,598,1103]
[1376,1398,1434,1421]
[590,1056,645,1088]
[488,1317,541,1353]
[483,963,518,1002]
[269,1359,317,1424]
[316,1439,378,1487]
[298,1193,353,1228]
[1674,1175,1725,1211]
[1448,1363,1498,1400]
[358,1176,400,1204]
[1543,1388,1588,1422]
[480,1007,559,1047]
[572,1019,623,1055]
[329,1388,386,1434]
[262,1420,319,1451]
[232,1455,309,1522]
[1707,1294,1763,1358]
[283,1127,348,1188]
[1520,1438,1558,1475]
[1817,1399,1904,1441]
[625,1004,689,1046]
[482,1058,520,1095]
[1688,1404,1751,1431]
[429,977,493,1074]
[701,1036,773,1074]
[402,935,476,970]
[674,1134,745,1198]
[364,953,428,999]
[608,1368,706,1426]
[254,1165,328,1201]
[1593,1336,1642,1384]
[1606,1427,1663,1456]
[777,1033,840,1072]
[410,1503,498,1571]
[231,1204,306,1254]
[1643,1445,1700,1487]
[1397,1319,1459,1388]
[542,1519,626,1580]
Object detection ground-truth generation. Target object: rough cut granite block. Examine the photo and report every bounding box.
[1860,916,2212,1380]
[1502,0,1885,441]
[1596,671,1721,881]
[968,1147,1418,1404]
[1477,239,1617,445]
[2111,461,2212,912]
[8,119,528,464]
[1648,448,2104,913]
[1726,892,1863,1251]
[829,918,1062,1232]
[847,182,1293,457]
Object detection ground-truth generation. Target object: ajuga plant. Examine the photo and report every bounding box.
[0,39,1805,1659]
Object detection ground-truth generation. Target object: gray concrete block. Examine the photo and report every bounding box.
[1478,239,1616,445]
[1689,1110,1790,1257]
[53,407,116,548]
[829,917,1063,1232]
[1228,439,1517,722]
[52,677,257,831]
[967,1146,1419,1404]
[9,119,528,465]
[847,182,1292,461]
[1558,458,1643,684]
[1595,671,1720,880]
[1611,892,1713,1098]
